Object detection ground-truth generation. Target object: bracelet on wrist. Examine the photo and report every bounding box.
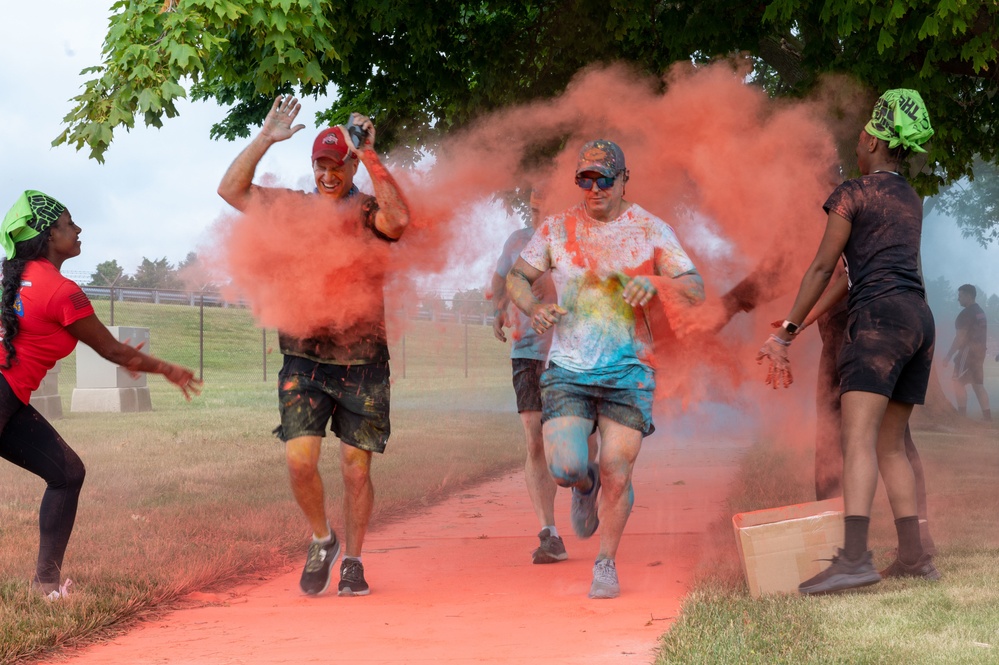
[769,334,791,347]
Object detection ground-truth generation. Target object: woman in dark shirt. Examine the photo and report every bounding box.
[758,90,940,594]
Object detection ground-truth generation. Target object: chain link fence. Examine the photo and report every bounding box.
[80,286,503,385]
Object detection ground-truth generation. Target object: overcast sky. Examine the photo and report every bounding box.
[2,0,996,300]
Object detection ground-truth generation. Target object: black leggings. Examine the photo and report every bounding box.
[0,374,85,584]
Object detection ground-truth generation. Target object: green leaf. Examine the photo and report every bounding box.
[160,80,188,100]
[304,58,325,84]
[918,15,939,39]
[137,88,162,113]
[876,27,895,54]
[271,10,287,32]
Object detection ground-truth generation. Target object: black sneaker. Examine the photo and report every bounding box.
[570,462,600,539]
[532,528,568,564]
[299,532,341,595]
[798,549,881,595]
[338,558,370,596]
[881,553,941,581]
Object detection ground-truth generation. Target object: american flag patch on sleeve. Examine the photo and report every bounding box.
[70,291,91,310]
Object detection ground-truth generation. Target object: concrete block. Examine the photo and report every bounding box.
[75,326,150,389]
[30,361,63,420]
[71,387,152,413]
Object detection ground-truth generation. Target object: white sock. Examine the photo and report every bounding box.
[544,525,559,538]
[344,555,362,564]
[313,524,333,543]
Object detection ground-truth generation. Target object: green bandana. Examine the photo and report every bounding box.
[1,190,66,260]
[864,89,934,154]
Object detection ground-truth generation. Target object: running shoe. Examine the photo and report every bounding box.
[299,532,341,595]
[798,549,881,595]
[532,528,568,564]
[571,462,600,538]
[338,558,370,596]
[880,552,941,581]
[589,558,620,599]
[33,578,72,602]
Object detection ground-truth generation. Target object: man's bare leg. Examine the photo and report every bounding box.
[286,435,329,538]
[594,418,643,562]
[340,443,374,557]
[287,435,341,594]
[521,411,556,527]
[337,443,374,596]
[952,380,969,415]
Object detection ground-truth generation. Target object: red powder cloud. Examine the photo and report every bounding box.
[206,59,855,408]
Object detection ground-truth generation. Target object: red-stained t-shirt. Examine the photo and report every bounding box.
[0,259,95,404]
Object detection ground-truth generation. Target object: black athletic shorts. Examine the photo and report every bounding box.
[838,292,935,404]
[274,356,390,453]
[512,358,545,412]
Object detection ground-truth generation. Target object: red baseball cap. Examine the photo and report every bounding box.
[311,127,356,166]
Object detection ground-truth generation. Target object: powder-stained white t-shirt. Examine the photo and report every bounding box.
[520,202,696,374]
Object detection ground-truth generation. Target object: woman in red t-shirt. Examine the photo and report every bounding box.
[1,191,202,600]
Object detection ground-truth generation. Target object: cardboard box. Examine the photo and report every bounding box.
[733,498,843,597]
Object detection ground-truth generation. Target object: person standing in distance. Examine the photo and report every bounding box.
[942,284,991,421]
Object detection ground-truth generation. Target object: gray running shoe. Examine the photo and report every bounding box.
[798,549,881,595]
[532,528,568,564]
[880,552,941,581]
[570,462,600,539]
[589,558,619,599]
[338,558,370,596]
[299,532,341,595]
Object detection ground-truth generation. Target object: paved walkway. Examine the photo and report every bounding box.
[58,431,746,665]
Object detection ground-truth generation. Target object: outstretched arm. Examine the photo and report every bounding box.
[757,211,851,389]
[217,95,305,212]
[67,315,203,400]
[802,269,849,329]
[349,115,410,239]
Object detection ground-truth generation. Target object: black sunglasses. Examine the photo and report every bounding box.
[575,173,619,190]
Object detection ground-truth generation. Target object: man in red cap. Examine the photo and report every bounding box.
[505,140,704,598]
[218,95,410,597]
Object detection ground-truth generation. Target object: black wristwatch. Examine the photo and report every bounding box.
[781,320,801,335]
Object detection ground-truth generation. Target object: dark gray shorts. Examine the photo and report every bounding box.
[274,356,390,453]
[512,358,545,412]
[838,293,935,404]
[539,363,655,437]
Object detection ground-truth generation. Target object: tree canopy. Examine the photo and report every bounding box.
[60,0,997,196]
[88,255,196,289]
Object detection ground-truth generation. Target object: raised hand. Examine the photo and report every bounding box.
[261,95,306,143]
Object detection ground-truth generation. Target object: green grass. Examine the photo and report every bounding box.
[656,428,999,665]
[1,304,523,664]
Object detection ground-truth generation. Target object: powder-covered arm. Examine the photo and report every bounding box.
[347,115,410,240]
[507,257,566,336]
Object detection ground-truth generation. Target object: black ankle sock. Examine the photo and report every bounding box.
[895,515,923,565]
[843,515,870,561]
